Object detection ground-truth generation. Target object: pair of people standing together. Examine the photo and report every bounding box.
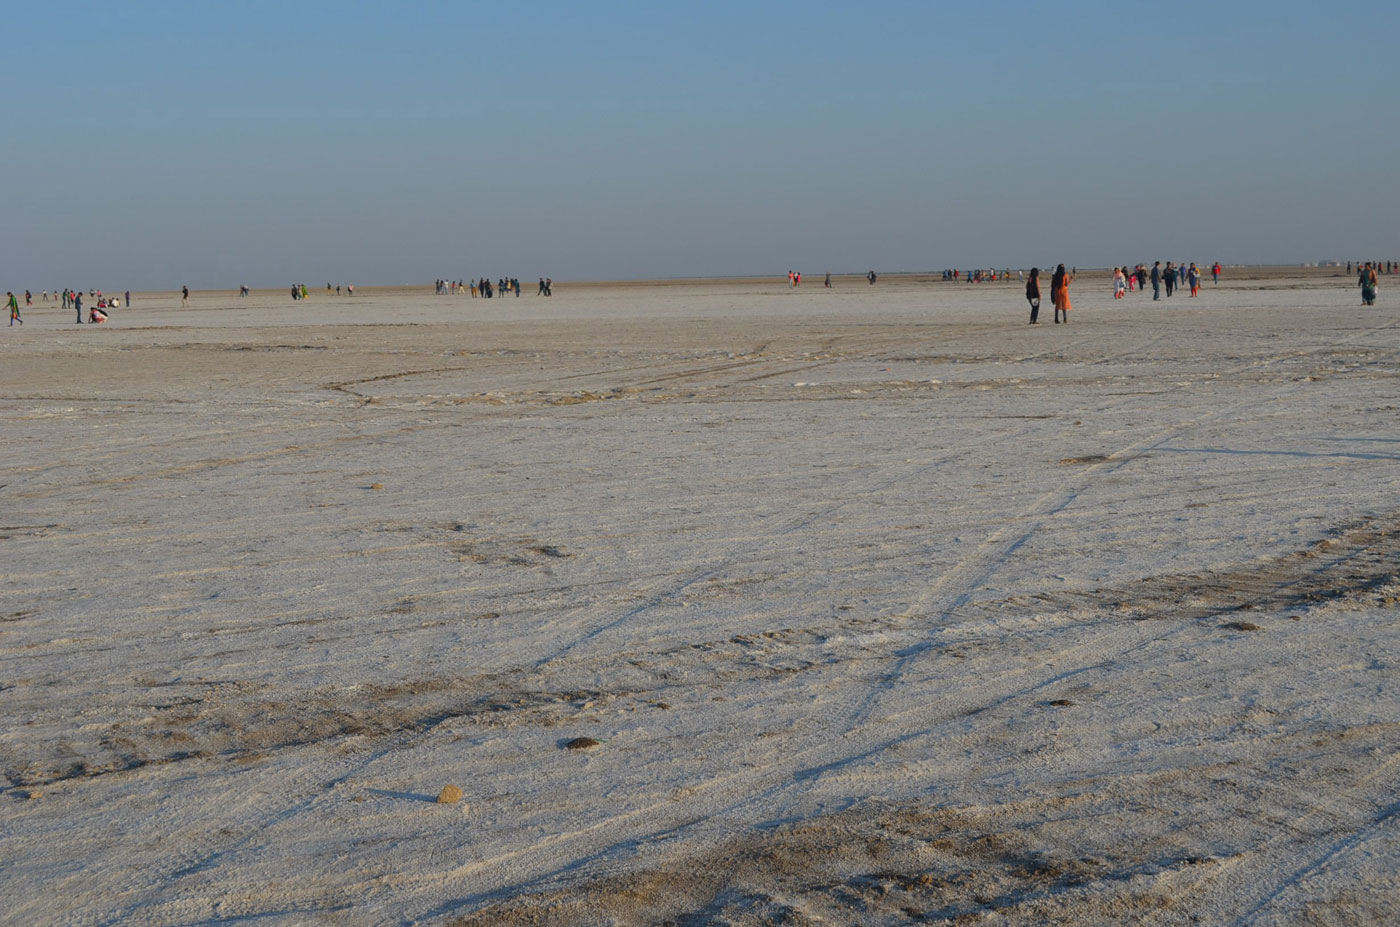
[1026,265,1072,324]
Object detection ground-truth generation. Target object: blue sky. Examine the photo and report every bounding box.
[3,0,1396,287]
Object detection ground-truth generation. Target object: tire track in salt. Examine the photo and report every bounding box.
[766,311,1400,802]
[516,320,1139,670]
[522,323,1066,671]
[404,312,1400,918]
[277,325,1147,914]
[1231,793,1400,925]
[401,507,1397,924]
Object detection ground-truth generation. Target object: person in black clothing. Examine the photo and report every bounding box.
[1150,261,1162,300]
[1164,262,1176,298]
[1025,267,1041,323]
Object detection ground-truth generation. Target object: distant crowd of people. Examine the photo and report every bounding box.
[435,278,552,297]
[783,271,874,287]
[1018,256,1391,319]
[19,287,134,314]
[26,288,136,324]
[7,261,1390,331]
[1126,261,1217,300]
[1022,261,1217,322]
[285,283,356,299]
[942,268,1020,282]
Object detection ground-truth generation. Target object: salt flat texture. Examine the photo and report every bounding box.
[2,274,1398,926]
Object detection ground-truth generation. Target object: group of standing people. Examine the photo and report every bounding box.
[438,278,550,297]
[1027,261,1214,319]
[58,288,127,323]
[1024,265,1074,323]
[286,283,354,299]
[944,268,1017,282]
[1021,256,1387,319]
[1146,262,1214,300]
[43,287,117,323]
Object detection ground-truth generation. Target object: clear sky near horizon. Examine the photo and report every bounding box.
[3,0,1396,289]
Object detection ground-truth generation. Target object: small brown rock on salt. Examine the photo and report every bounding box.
[564,737,601,750]
[436,784,463,804]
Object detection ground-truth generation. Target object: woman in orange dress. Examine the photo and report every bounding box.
[1052,264,1073,323]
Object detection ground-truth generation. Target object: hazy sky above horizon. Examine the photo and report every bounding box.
[4,0,1396,288]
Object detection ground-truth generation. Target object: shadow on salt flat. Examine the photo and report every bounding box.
[366,787,437,803]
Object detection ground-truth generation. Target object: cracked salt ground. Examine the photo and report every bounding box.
[1,272,1398,925]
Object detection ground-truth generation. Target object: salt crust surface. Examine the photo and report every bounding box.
[2,274,1397,925]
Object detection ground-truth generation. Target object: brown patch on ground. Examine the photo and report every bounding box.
[446,798,1223,926]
